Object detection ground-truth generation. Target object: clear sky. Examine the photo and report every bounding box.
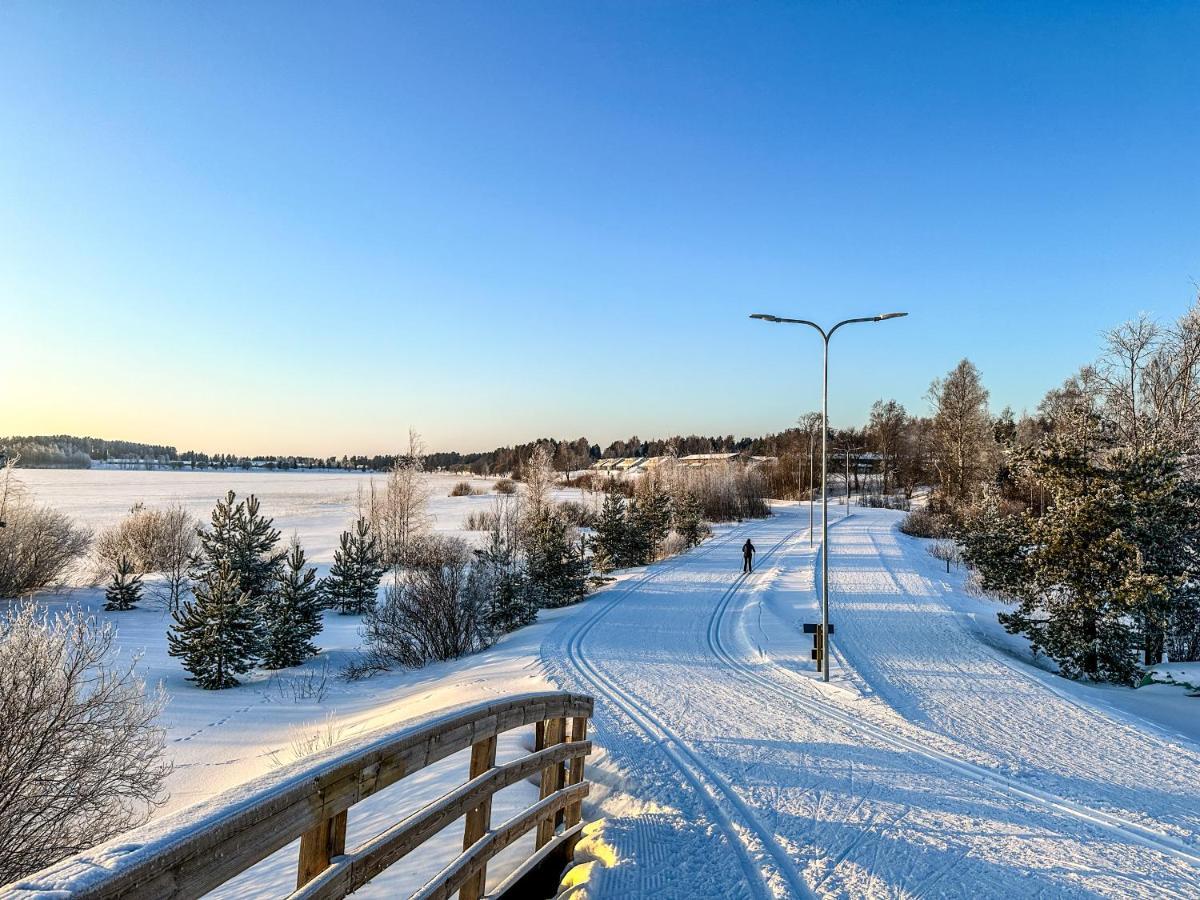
[2,2,1197,456]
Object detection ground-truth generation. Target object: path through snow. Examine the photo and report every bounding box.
[543,505,1200,898]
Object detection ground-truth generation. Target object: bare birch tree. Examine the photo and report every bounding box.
[369,428,432,572]
[0,605,170,881]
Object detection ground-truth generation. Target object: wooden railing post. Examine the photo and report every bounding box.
[535,717,566,848]
[565,716,588,828]
[296,808,347,889]
[459,735,498,900]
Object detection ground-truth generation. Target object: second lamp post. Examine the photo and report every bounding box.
[750,311,907,682]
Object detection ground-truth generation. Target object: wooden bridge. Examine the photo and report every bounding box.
[2,691,594,900]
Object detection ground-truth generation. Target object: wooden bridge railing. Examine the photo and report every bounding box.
[2,691,594,900]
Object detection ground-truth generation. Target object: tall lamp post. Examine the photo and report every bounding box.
[750,312,907,681]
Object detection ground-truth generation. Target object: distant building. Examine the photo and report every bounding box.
[590,453,775,478]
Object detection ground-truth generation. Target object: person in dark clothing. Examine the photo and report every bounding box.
[742,539,756,573]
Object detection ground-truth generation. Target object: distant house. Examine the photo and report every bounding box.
[590,453,775,479]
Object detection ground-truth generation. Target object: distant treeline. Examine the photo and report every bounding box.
[2,432,772,474]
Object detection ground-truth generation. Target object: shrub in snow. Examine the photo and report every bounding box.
[92,502,197,610]
[898,508,952,539]
[324,516,386,615]
[464,509,498,531]
[0,604,168,882]
[259,538,323,669]
[556,499,595,529]
[364,535,490,666]
[448,481,477,497]
[168,559,260,689]
[103,553,143,611]
[0,461,91,598]
[493,478,517,495]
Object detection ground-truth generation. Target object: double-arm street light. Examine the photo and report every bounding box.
[750,312,907,681]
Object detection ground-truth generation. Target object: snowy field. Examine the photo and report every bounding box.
[7,469,596,897]
[8,472,1200,897]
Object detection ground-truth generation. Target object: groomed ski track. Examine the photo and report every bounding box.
[541,504,1200,898]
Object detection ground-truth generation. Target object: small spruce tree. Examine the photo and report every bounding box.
[104,554,143,611]
[524,509,590,608]
[469,515,536,635]
[672,491,705,550]
[591,492,629,573]
[168,559,259,689]
[259,538,323,669]
[325,517,386,614]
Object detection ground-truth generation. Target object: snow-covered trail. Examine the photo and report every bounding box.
[825,511,1200,846]
[542,505,1200,898]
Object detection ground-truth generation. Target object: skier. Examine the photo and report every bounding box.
[742,538,756,573]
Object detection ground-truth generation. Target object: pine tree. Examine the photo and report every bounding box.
[259,538,323,669]
[621,497,652,567]
[961,439,1200,684]
[468,516,536,635]
[168,559,259,689]
[104,554,143,611]
[193,491,285,607]
[591,492,629,573]
[325,517,386,615]
[524,509,590,608]
[631,480,672,561]
[672,491,705,550]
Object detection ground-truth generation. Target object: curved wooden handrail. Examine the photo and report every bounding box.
[2,690,594,900]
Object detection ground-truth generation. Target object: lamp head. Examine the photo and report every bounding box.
[875,312,908,321]
[749,313,781,323]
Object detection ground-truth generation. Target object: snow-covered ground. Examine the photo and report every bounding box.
[6,469,596,896]
[8,472,1200,897]
[544,505,1200,898]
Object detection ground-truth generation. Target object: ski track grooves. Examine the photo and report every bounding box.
[563,524,814,900]
[708,523,1200,873]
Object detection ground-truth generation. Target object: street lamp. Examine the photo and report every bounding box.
[750,311,907,681]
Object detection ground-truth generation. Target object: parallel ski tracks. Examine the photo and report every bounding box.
[561,523,814,899]
[707,524,1200,875]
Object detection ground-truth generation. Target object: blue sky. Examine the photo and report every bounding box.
[2,2,1197,456]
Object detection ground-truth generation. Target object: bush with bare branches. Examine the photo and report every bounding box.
[363,536,489,666]
[92,503,198,609]
[0,461,91,598]
[0,604,170,882]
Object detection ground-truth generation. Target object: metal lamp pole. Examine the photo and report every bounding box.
[840,445,865,516]
[808,429,815,546]
[750,312,907,681]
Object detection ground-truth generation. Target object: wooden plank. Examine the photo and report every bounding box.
[565,717,589,828]
[535,718,566,849]
[459,736,498,900]
[296,809,347,889]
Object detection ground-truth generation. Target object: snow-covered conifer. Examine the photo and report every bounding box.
[168,559,259,689]
[325,517,386,615]
[103,554,143,611]
[259,538,323,669]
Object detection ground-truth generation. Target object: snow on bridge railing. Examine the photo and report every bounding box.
[0,690,594,900]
